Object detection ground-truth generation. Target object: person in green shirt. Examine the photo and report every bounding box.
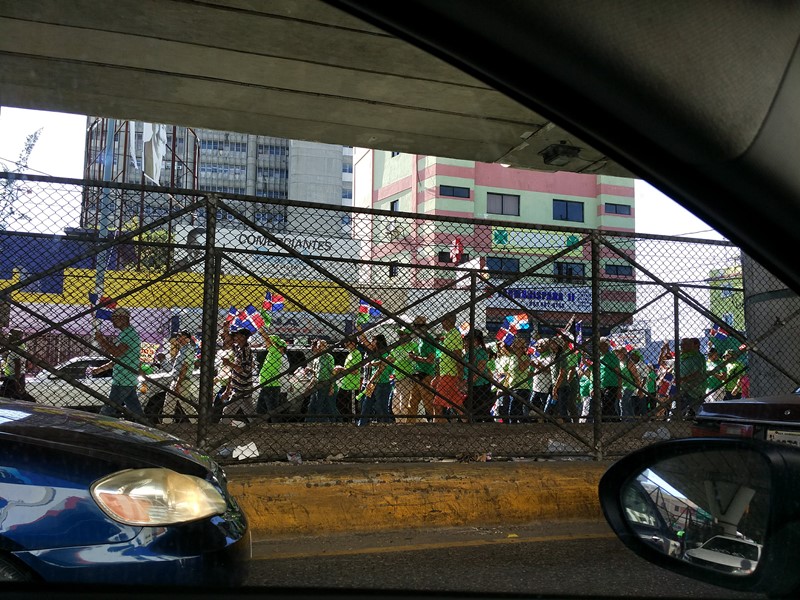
[598,337,621,421]
[256,333,287,419]
[305,339,338,423]
[92,308,144,420]
[500,335,531,424]
[408,315,436,421]
[722,349,745,400]
[677,337,706,417]
[390,328,419,423]
[334,337,363,422]
[465,329,492,421]
[551,338,581,423]
[705,346,726,402]
[356,333,394,426]
[431,314,464,422]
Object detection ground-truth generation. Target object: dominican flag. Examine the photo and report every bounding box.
[710,325,729,340]
[262,291,285,312]
[225,306,238,324]
[88,293,117,320]
[575,321,583,345]
[504,313,529,331]
[358,298,383,318]
[496,327,515,346]
[449,236,464,264]
[526,337,540,357]
[244,305,266,329]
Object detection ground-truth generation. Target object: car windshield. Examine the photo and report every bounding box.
[1,2,799,599]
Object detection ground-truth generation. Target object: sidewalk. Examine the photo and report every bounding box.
[226,459,613,538]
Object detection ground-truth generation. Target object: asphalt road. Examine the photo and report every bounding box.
[247,520,765,598]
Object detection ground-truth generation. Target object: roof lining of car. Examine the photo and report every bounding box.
[326,0,800,294]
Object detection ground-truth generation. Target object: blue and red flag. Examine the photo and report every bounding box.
[710,325,729,340]
[88,293,117,320]
[263,291,285,312]
[358,298,383,318]
[575,320,583,345]
[496,327,516,346]
[225,306,238,324]
[527,337,541,357]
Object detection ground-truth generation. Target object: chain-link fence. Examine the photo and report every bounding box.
[2,173,798,463]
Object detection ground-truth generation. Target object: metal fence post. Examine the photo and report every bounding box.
[672,287,681,417]
[197,194,220,449]
[467,271,476,422]
[590,230,602,459]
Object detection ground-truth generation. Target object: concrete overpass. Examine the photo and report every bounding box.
[0,0,631,177]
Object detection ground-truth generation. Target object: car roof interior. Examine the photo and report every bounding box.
[328,1,800,295]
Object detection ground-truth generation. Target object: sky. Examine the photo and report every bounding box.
[0,106,724,241]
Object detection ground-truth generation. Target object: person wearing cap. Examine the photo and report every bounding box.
[256,333,287,419]
[162,330,197,424]
[92,307,144,419]
[221,328,255,425]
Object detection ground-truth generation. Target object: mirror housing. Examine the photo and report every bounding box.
[600,438,800,596]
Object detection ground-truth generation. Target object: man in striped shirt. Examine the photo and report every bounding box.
[221,328,255,426]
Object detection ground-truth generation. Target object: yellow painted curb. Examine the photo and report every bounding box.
[227,461,612,537]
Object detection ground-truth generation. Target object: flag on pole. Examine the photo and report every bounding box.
[504,313,529,330]
[225,306,238,324]
[527,337,541,357]
[88,293,117,320]
[263,291,285,312]
[575,321,583,345]
[449,236,464,264]
[244,305,266,329]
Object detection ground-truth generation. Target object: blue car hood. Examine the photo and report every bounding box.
[0,400,216,477]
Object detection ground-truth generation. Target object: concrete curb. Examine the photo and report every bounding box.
[227,460,613,537]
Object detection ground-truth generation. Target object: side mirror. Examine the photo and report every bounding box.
[599,438,800,596]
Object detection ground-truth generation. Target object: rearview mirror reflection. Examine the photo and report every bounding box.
[620,448,771,576]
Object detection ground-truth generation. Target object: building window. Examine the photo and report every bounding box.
[486,256,519,273]
[389,264,399,278]
[439,185,471,199]
[605,264,633,276]
[487,192,520,216]
[390,200,400,212]
[605,203,632,215]
[554,261,585,282]
[553,199,584,223]
[342,163,353,173]
[438,251,470,264]
[342,189,353,200]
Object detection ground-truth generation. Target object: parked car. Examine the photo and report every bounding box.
[26,356,111,412]
[684,535,762,576]
[691,388,800,446]
[0,399,250,584]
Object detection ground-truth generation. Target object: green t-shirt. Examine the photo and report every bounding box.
[414,337,435,376]
[706,358,724,391]
[438,327,463,377]
[468,346,490,386]
[370,352,393,384]
[599,350,620,387]
[390,341,417,381]
[679,350,707,398]
[724,361,744,392]
[315,352,335,385]
[579,373,592,397]
[340,348,363,391]
[259,346,282,387]
[646,370,657,394]
[113,326,141,387]
[505,354,531,390]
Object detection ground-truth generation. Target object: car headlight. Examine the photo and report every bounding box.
[91,468,227,526]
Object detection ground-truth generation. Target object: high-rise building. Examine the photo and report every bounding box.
[82,118,353,237]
